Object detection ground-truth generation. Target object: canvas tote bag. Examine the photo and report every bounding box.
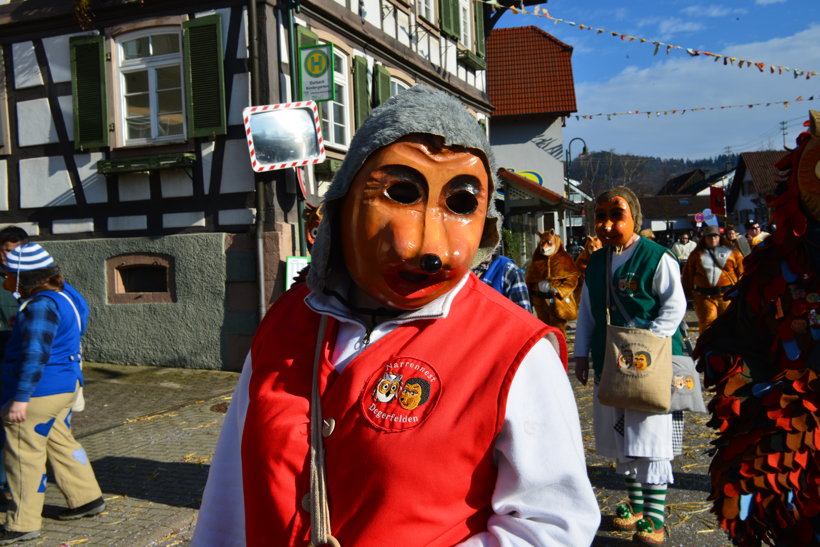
[597,249,673,413]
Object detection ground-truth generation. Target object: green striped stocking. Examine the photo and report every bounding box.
[626,478,644,514]
[643,483,668,529]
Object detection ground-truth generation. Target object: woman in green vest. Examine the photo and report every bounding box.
[574,186,687,546]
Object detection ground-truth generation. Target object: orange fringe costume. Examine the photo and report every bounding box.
[694,112,820,546]
[525,230,580,336]
[681,244,744,334]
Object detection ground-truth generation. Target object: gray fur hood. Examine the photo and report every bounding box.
[307,84,500,295]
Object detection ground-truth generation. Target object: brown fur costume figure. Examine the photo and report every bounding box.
[694,111,820,546]
[525,229,581,335]
[573,235,601,306]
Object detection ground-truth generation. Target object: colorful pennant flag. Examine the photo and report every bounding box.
[482,2,820,80]
[571,94,817,121]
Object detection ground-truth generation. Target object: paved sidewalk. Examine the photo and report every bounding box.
[4,363,239,547]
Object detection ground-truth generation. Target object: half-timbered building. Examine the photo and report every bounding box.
[0,0,491,370]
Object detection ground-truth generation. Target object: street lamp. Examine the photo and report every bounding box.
[564,137,589,239]
[564,137,589,180]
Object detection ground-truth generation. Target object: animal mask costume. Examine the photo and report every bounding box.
[525,229,580,340]
[695,111,820,546]
[308,85,499,310]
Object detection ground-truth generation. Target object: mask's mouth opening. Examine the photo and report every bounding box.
[383,266,455,300]
[398,271,430,283]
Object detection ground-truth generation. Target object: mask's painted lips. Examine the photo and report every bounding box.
[384,267,455,299]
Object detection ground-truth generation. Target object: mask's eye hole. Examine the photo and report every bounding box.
[446,191,478,214]
[385,182,421,204]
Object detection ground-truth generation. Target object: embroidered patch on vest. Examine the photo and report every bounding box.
[360,357,441,432]
[617,275,639,295]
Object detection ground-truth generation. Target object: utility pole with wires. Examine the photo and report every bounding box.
[780,120,788,147]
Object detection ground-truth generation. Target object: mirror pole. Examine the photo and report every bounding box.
[249,0,268,320]
[286,0,308,257]
[296,179,307,255]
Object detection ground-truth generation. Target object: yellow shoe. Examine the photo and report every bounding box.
[611,503,643,531]
[632,518,666,546]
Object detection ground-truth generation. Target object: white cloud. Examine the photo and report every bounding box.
[680,4,748,17]
[657,18,705,38]
[566,24,820,159]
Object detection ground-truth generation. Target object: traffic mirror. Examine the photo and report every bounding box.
[242,101,326,172]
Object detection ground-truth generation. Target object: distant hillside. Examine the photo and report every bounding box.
[567,151,738,197]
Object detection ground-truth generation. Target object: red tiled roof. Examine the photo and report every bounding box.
[487,26,577,117]
[656,168,706,195]
[738,151,788,196]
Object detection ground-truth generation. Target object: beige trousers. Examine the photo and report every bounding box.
[3,386,102,532]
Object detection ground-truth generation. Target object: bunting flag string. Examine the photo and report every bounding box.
[571,93,817,121]
[482,2,819,80]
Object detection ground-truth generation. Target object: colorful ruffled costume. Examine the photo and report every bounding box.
[695,111,820,546]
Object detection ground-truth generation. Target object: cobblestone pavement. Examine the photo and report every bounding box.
[7,310,734,546]
[3,363,239,547]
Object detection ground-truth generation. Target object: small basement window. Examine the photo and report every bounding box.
[107,253,176,303]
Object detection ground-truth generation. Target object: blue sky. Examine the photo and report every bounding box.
[496,0,820,159]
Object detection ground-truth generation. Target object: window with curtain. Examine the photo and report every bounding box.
[458,0,471,46]
[319,49,351,148]
[117,30,185,144]
[418,0,434,23]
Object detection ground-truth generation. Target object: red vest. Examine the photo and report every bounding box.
[242,274,551,546]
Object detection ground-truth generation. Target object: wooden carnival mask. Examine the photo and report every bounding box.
[340,135,490,310]
[594,196,635,248]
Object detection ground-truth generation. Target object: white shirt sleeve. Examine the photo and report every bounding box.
[458,338,600,546]
[649,252,687,337]
[573,282,594,358]
[192,354,252,547]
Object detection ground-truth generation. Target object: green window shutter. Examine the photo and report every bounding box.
[295,26,320,100]
[439,0,459,41]
[353,56,370,129]
[474,0,485,57]
[295,25,319,49]
[183,14,226,138]
[373,64,391,107]
[70,35,107,150]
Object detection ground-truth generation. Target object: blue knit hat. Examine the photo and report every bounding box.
[4,243,56,273]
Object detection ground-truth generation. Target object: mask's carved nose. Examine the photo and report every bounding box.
[420,253,442,273]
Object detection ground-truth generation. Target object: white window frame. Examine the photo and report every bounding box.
[0,48,9,155]
[389,77,410,98]
[319,47,351,150]
[417,0,434,24]
[458,0,472,47]
[115,28,186,147]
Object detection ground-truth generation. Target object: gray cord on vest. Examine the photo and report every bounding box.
[309,314,341,547]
